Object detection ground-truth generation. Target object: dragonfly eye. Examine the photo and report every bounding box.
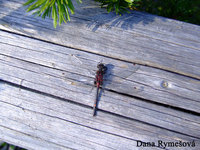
[97,63,104,69]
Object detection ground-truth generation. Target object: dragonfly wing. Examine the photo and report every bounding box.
[65,54,95,94]
[115,63,140,79]
[102,62,140,87]
[68,54,96,76]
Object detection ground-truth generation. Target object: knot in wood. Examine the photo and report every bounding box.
[161,81,168,88]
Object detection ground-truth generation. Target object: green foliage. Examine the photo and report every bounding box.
[136,0,200,25]
[24,0,82,28]
[95,0,141,15]
[0,142,26,150]
[0,142,7,149]
[24,0,200,27]
[97,0,200,25]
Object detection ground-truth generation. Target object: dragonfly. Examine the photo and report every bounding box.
[93,63,107,116]
[66,53,140,83]
[63,53,140,115]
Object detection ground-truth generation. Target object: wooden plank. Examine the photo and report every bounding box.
[0,126,67,150]
[0,0,200,79]
[0,82,199,150]
[0,30,200,115]
[2,0,200,49]
[0,46,200,138]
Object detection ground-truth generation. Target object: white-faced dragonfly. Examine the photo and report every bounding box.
[63,53,140,115]
[93,63,107,116]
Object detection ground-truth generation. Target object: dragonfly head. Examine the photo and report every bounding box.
[97,63,107,74]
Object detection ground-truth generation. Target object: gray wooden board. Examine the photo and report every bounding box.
[0,0,200,79]
[0,1,200,149]
[0,82,199,150]
[0,40,200,139]
[0,126,67,150]
[0,30,200,115]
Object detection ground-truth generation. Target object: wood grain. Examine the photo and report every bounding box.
[0,0,200,149]
[0,30,200,114]
[0,82,199,150]
[0,42,200,139]
[0,0,200,79]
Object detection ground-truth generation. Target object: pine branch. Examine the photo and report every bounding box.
[24,0,139,28]
[24,0,82,28]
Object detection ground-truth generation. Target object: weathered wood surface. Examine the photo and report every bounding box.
[0,82,199,150]
[0,30,200,114]
[0,0,200,149]
[0,30,200,149]
[0,0,200,79]
[1,42,200,138]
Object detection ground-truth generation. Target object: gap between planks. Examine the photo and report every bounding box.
[0,82,199,150]
[1,72,200,140]
[0,0,200,80]
[0,30,200,114]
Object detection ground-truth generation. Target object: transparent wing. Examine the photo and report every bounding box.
[103,63,140,83]
[68,54,96,77]
[66,53,140,92]
[65,54,96,94]
[115,63,140,79]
